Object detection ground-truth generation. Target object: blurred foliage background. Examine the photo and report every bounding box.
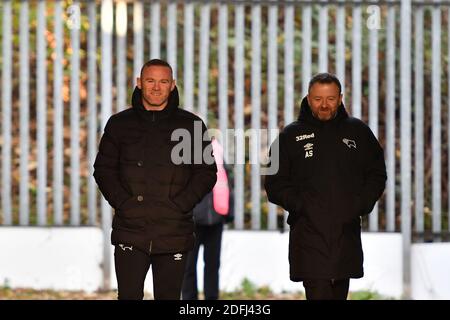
[0,0,448,234]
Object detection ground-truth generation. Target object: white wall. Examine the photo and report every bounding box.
[412,243,450,300]
[187,231,403,298]
[109,231,402,298]
[1,227,449,299]
[351,233,403,297]
[0,227,103,292]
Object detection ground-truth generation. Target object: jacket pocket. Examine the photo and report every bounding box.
[338,192,365,225]
[341,217,362,243]
[117,197,147,218]
[113,212,146,232]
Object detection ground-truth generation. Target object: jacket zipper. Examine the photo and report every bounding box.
[152,111,155,122]
[149,240,153,254]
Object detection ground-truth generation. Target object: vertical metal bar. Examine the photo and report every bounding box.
[414,7,424,234]
[352,1,362,119]
[302,4,312,96]
[19,0,30,226]
[70,1,81,226]
[251,5,261,230]
[101,0,114,291]
[37,0,47,226]
[368,23,379,232]
[198,3,210,123]
[432,2,442,239]
[116,0,127,113]
[284,4,295,231]
[386,2,396,232]
[133,1,144,80]
[268,3,278,231]
[184,1,194,111]
[218,3,228,140]
[2,0,13,225]
[400,0,412,300]
[284,5,295,126]
[448,8,450,234]
[234,3,245,230]
[151,1,161,59]
[53,0,64,226]
[318,1,328,73]
[87,1,98,226]
[167,1,177,79]
[336,0,345,92]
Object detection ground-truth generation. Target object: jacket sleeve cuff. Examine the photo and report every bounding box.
[358,193,371,216]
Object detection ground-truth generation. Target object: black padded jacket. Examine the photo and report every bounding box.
[265,97,386,281]
[93,86,217,254]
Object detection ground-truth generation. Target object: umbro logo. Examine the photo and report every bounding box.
[303,143,313,151]
[342,138,357,149]
[174,253,183,261]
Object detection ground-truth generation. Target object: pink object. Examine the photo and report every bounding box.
[212,139,229,215]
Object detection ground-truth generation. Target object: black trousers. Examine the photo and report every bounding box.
[182,224,223,300]
[303,279,350,300]
[114,245,187,300]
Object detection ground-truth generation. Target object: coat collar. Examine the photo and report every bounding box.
[131,85,180,125]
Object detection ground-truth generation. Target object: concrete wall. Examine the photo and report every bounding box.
[0,227,449,299]
[0,227,103,292]
[172,231,403,298]
[411,243,450,299]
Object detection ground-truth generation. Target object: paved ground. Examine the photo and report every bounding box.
[0,287,306,300]
[0,286,388,300]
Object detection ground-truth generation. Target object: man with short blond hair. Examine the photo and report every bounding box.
[94,59,217,300]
